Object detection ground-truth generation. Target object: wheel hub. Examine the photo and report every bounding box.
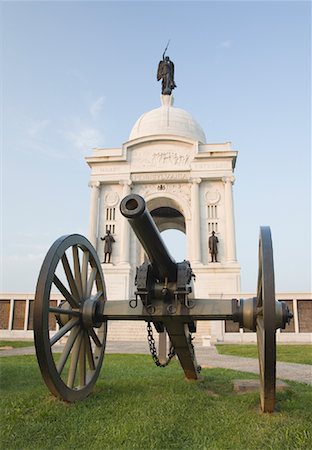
[81,296,104,329]
[55,300,72,328]
[235,297,293,332]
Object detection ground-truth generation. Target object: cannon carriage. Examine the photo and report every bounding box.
[34,194,292,412]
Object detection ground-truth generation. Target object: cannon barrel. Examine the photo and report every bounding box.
[120,194,177,281]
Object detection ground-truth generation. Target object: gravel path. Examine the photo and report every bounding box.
[1,342,311,385]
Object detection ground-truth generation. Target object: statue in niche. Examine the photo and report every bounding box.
[209,231,219,263]
[101,229,115,263]
[157,41,176,95]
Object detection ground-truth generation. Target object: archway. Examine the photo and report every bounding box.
[161,229,186,262]
[149,203,187,263]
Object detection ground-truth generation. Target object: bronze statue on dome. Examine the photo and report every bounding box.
[157,41,176,95]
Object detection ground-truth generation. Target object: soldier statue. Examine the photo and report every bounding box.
[157,42,176,95]
[101,230,115,263]
[209,231,219,263]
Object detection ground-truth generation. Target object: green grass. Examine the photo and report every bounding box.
[0,340,34,349]
[1,354,312,449]
[216,344,312,365]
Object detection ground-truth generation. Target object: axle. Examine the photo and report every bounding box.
[98,297,291,330]
[100,298,238,321]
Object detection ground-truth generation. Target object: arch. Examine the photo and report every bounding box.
[145,193,190,234]
[151,206,185,233]
[145,192,191,221]
[147,195,187,263]
[161,229,187,262]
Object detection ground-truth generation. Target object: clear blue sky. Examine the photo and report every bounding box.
[1,1,311,293]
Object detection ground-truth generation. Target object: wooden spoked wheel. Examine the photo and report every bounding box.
[34,234,107,402]
[256,227,276,413]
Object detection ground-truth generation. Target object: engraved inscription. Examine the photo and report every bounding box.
[132,148,191,169]
[191,161,231,170]
[132,172,188,182]
[93,166,127,174]
[152,152,190,165]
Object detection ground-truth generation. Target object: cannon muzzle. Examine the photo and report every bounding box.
[120,194,176,281]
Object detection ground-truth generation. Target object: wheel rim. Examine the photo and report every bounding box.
[256,227,276,413]
[34,234,107,402]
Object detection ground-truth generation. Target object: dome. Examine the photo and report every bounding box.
[129,95,206,143]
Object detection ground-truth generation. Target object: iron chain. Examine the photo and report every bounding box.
[147,322,176,367]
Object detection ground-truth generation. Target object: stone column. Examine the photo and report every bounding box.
[119,180,132,264]
[190,178,202,263]
[9,299,14,330]
[24,298,30,331]
[293,298,299,333]
[223,176,237,262]
[88,181,100,248]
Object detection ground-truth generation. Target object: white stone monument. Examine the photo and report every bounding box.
[86,95,240,342]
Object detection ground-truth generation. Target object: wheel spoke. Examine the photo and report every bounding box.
[86,267,97,298]
[48,306,80,318]
[81,250,89,298]
[61,253,80,303]
[92,290,103,302]
[50,317,79,347]
[57,325,80,374]
[79,332,86,387]
[88,328,102,347]
[85,333,95,371]
[73,245,83,298]
[67,331,83,388]
[53,275,79,308]
[257,317,264,376]
[257,277,262,305]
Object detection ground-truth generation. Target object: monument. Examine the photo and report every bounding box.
[32,53,293,411]
[85,53,241,342]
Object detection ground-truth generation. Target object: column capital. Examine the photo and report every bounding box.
[88,180,100,189]
[222,176,235,185]
[190,177,202,185]
[119,179,132,187]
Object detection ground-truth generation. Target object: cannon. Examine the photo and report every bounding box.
[34,194,292,411]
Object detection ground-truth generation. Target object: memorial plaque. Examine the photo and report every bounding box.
[0,300,10,329]
[298,300,312,332]
[12,300,26,330]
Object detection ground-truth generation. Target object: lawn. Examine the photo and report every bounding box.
[0,340,34,349]
[216,344,312,365]
[1,354,312,449]
[1,341,311,365]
